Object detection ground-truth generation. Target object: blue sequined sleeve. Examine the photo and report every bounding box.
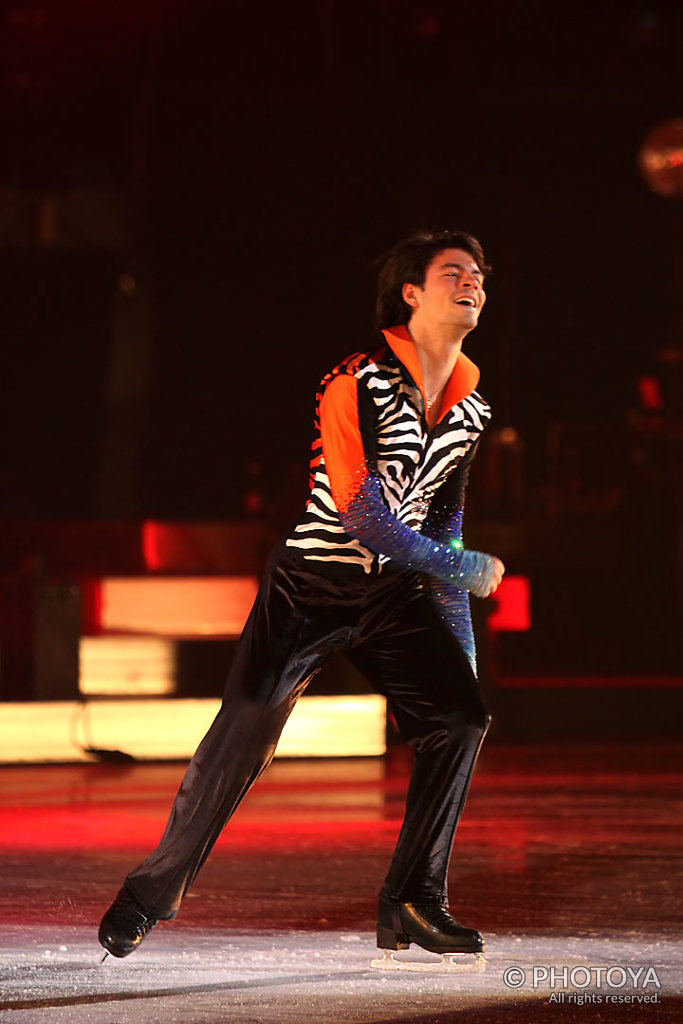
[339,472,498,598]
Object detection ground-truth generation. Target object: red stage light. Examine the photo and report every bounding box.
[637,375,663,411]
[639,119,683,198]
[488,576,530,632]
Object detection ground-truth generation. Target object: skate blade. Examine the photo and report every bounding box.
[370,949,487,973]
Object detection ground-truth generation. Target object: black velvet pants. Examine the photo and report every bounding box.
[125,541,490,920]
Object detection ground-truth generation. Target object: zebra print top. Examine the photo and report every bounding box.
[286,325,492,577]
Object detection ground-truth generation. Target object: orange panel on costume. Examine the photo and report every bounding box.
[319,374,368,512]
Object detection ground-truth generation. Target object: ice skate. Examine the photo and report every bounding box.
[370,897,487,973]
[98,887,159,959]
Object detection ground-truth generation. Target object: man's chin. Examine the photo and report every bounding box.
[450,313,479,333]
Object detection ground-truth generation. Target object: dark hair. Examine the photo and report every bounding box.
[374,229,491,330]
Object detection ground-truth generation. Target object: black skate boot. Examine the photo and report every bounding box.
[376,896,483,954]
[99,887,159,958]
[372,896,486,970]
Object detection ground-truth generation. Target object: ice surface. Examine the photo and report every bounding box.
[0,927,680,1024]
[1,748,681,1022]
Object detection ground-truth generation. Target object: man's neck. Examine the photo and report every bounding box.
[407,320,467,394]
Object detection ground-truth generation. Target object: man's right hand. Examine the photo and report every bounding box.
[464,552,505,599]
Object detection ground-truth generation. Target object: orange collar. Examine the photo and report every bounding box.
[382,325,480,422]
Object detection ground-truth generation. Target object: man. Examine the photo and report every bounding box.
[99,229,505,961]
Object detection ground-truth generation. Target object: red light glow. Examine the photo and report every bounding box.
[488,576,530,632]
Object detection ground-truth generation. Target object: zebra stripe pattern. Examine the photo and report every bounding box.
[286,343,491,573]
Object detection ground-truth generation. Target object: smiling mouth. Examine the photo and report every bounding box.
[456,298,476,307]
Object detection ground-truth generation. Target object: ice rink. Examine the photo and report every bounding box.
[1,744,680,1023]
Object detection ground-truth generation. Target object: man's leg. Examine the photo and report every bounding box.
[349,572,490,907]
[119,547,347,922]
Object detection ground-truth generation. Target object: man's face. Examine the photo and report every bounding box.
[403,248,487,332]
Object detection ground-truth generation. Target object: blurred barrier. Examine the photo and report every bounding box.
[0,695,387,763]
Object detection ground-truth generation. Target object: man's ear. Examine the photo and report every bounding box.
[402,282,420,309]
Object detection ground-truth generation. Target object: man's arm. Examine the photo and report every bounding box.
[320,374,503,597]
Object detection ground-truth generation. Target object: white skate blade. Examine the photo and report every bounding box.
[370,948,487,973]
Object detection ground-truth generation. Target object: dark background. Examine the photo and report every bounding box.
[1,0,682,681]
